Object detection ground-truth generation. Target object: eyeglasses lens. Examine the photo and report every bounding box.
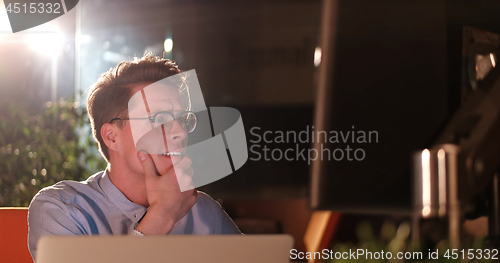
[154,112,197,134]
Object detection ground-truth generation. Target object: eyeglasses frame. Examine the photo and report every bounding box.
[109,110,197,134]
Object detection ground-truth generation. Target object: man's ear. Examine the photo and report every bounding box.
[101,123,120,151]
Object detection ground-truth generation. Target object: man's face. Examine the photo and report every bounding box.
[119,83,188,177]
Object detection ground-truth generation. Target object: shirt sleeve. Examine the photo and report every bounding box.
[28,192,88,262]
[209,197,242,235]
[218,207,243,234]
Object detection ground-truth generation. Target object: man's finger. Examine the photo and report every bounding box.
[175,155,192,171]
[178,174,195,192]
[186,167,194,177]
[137,151,158,179]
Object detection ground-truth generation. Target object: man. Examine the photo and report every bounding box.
[27,53,241,261]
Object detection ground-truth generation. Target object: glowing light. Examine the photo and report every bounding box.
[24,24,64,55]
[314,47,322,67]
[0,19,10,32]
[76,34,91,44]
[422,206,431,217]
[26,32,64,55]
[164,38,173,52]
[421,149,431,217]
[437,149,446,216]
[0,2,11,39]
[491,53,496,68]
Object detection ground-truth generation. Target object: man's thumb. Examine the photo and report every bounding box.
[137,151,156,178]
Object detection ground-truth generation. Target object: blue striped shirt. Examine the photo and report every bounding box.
[27,170,241,261]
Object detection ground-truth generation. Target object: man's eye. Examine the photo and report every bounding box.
[155,114,170,124]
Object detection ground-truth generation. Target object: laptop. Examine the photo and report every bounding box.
[36,234,293,263]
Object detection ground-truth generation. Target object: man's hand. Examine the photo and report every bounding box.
[135,151,198,235]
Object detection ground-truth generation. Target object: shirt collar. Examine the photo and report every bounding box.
[99,170,147,223]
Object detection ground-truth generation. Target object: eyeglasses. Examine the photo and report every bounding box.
[109,111,197,134]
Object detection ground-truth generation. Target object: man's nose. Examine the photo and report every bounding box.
[168,119,187,141]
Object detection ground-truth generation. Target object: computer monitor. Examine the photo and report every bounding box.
[310,0,500,214]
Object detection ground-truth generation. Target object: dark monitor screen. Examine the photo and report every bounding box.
[310,0,500,214]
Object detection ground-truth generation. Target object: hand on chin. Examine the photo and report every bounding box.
[150,153,174,176]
